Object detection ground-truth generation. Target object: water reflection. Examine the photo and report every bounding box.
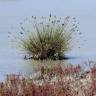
[0,58,70,81]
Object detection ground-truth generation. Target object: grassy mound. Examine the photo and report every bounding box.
[20,15,78,60]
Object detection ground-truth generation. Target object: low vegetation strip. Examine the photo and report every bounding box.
[0,63,96,96]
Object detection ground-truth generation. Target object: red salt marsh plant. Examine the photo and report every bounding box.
[2,62,96,96]
[0,75,77,96]
[0,63,92,96]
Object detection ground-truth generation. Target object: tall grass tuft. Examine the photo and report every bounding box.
[9,15,79,60]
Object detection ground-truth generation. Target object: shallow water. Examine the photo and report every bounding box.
[0,0,96,81]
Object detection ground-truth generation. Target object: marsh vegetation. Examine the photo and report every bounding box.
[9,15,79,60]
[21,15,78,60]
[0,62,96,96]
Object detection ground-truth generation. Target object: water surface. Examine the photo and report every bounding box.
[0,0,96,81]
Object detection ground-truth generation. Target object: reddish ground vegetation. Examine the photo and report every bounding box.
[0,63,96,96]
